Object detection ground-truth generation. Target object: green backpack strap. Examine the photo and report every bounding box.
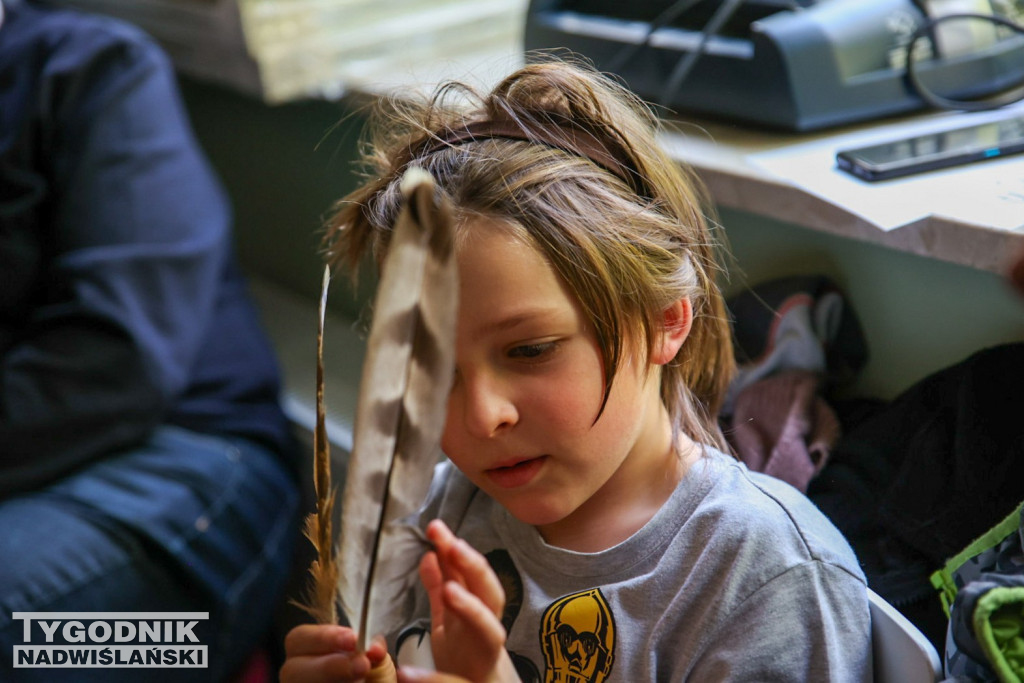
[931,501,1024,618]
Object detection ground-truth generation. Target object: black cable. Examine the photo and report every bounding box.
[606,0,705,74]
[906,11,1024,111]
[659,0,746,107]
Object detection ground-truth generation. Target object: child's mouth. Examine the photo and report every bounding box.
[486,456,546,489]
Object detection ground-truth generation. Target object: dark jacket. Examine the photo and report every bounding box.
[0,0,295,497]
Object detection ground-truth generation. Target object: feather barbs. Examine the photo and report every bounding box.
[334,168,458,651]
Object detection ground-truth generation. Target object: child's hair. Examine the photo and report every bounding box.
[325,56,736,452]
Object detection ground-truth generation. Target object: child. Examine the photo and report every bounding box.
[281,58,872,683]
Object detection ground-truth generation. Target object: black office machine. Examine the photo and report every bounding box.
[523,0,1024,131]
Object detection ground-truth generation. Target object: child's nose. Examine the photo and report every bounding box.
[460,373,518,439]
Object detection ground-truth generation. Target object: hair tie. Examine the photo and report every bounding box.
[413,116,651,198]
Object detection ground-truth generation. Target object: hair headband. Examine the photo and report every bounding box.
[413,117,651,198]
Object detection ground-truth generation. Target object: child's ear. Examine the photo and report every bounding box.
[652,298,692,366]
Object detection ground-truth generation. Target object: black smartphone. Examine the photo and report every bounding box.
[835,114,1024,181]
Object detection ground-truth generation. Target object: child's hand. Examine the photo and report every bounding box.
[420,520,519,682]
[279,624,395,683]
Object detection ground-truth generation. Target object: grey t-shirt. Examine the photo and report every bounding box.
[396,448,872,682]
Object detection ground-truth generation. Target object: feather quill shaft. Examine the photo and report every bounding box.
[338,168,458,649]
[300,265,340,625]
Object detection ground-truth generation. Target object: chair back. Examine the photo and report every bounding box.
[867,587,942,683]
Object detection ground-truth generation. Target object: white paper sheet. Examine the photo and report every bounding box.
[747,103,1024,232]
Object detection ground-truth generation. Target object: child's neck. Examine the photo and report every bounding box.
[537,435,700,553]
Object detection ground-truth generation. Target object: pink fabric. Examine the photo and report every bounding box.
[231,649,272,683]
[728,370,839,492]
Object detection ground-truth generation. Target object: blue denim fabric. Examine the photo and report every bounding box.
[0,426,300,681]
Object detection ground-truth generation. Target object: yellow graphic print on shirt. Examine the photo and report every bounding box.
[541,588,615,683]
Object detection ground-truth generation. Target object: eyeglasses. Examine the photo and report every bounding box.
[906,10,1024,112]
[555,624,607,658]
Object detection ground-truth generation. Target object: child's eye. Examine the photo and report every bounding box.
[508,342,557,360]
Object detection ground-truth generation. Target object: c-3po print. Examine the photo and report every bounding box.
[540,588,615,683]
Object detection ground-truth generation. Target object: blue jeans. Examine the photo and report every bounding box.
[0,426,300,681]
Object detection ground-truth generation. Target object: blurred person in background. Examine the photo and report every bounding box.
[0,0,301,679]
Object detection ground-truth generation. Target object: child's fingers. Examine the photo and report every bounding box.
[283,623,356,657]
[425,519,453,546]
[426,520,504,618]
[363,646,398,682]
[430,580,512,683]
[419,551,449,638]
[279,650,372,683]
[425,520,458,576]
[445,538,505,618]
[419,549,444,595]
[366,634,391,666]
[442,580,507,653]
[280,625,394,683]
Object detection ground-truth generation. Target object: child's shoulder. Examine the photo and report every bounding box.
[688,449,864,579]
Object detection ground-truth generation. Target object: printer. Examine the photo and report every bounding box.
[523,0,1024,130]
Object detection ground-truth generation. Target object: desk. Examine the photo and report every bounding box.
[658,106,1024,275]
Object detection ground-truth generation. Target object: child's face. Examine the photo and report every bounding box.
[442,217,678,546]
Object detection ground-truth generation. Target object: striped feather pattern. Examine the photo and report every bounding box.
[337,168,458,649]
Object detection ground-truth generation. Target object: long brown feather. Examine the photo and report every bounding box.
[298,265,339,625]
[337,168,458,650]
